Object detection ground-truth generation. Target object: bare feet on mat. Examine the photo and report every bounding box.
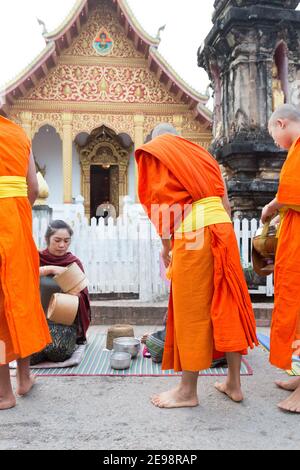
[214,382,244,403]
[275,378,300,392]
[151,387,199,409]
[278,385,300,413]
[0,395,16,410]
[16,374,35,397]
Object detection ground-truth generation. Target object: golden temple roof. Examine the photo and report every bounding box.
[0,0,212,124]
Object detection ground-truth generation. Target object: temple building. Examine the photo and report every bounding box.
[0,0,212,218]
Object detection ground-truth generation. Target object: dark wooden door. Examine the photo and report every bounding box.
[90,165,110,219]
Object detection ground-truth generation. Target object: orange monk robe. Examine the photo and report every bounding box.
[270,136,300,370]
[0,116,51,364]
[136,135,258,372]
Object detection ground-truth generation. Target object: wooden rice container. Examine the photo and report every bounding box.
[54,262,88,295]
[47,293,79,326]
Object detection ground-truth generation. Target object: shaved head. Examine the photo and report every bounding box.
[151,123,179,140]
[268,104,300,150]
[269,104,300,126]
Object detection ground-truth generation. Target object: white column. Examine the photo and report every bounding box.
[173,114,184,135]
[62,113,73,204]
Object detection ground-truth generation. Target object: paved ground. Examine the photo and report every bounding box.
[0,327,299,451]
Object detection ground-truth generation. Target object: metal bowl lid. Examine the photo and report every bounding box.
[114,337,140,346]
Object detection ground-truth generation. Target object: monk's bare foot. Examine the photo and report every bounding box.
[151,387,199,409]
[275,378,300,392]
[278,385,300,413]
[16,374,35,397]
[0,395,16,411]
[214,382,244,403]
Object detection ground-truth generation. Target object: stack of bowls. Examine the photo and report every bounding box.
[113,337,141,358]
[110,337,141,371]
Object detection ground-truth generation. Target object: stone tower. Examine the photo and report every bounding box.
[199,0,300,218]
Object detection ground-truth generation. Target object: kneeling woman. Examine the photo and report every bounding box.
[31,220,91,365]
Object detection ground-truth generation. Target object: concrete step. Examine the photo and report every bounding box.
[91,300,168,326]
[253,303,274,327]
[91,300,274,327]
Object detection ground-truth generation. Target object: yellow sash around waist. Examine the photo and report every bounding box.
[175,196,231,234]
[0,176,28,199]
[277,204,300,238]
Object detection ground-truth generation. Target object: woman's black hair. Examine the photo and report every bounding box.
[45,220,74,245]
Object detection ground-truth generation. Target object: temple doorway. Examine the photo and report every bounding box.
[90,165,110,220]
[76,125,133,219]
[90,165,120,220]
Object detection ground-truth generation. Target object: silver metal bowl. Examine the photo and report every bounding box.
[113,337,141,358]
[110,351,131,370]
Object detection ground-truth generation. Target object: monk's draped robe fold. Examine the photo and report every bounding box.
[136,135,258,372]
[0,116,51,364]
[271,136,300,370]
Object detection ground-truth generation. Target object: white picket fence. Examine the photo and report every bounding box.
[33,213,168,302]
[33,214,274,301]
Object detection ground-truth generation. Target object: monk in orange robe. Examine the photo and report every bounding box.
[136,123,258,409]
[262,104,300,413]
[0,115,51,410]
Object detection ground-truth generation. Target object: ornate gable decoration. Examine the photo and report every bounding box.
[64,3,143,59]
[3,0,211,128]
[25,64,180,105]
[93,28,114,56]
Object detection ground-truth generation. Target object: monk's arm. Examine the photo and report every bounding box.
[161,238,172,269]
[261,198,285,224]
[27,151,39,206]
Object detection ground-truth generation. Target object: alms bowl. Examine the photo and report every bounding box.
[113,337,141,358]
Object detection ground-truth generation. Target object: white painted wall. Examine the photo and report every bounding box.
[32,125,63,205]
[33,206,170,301]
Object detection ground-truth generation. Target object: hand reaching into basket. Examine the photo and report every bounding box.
[261,198,284,224]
